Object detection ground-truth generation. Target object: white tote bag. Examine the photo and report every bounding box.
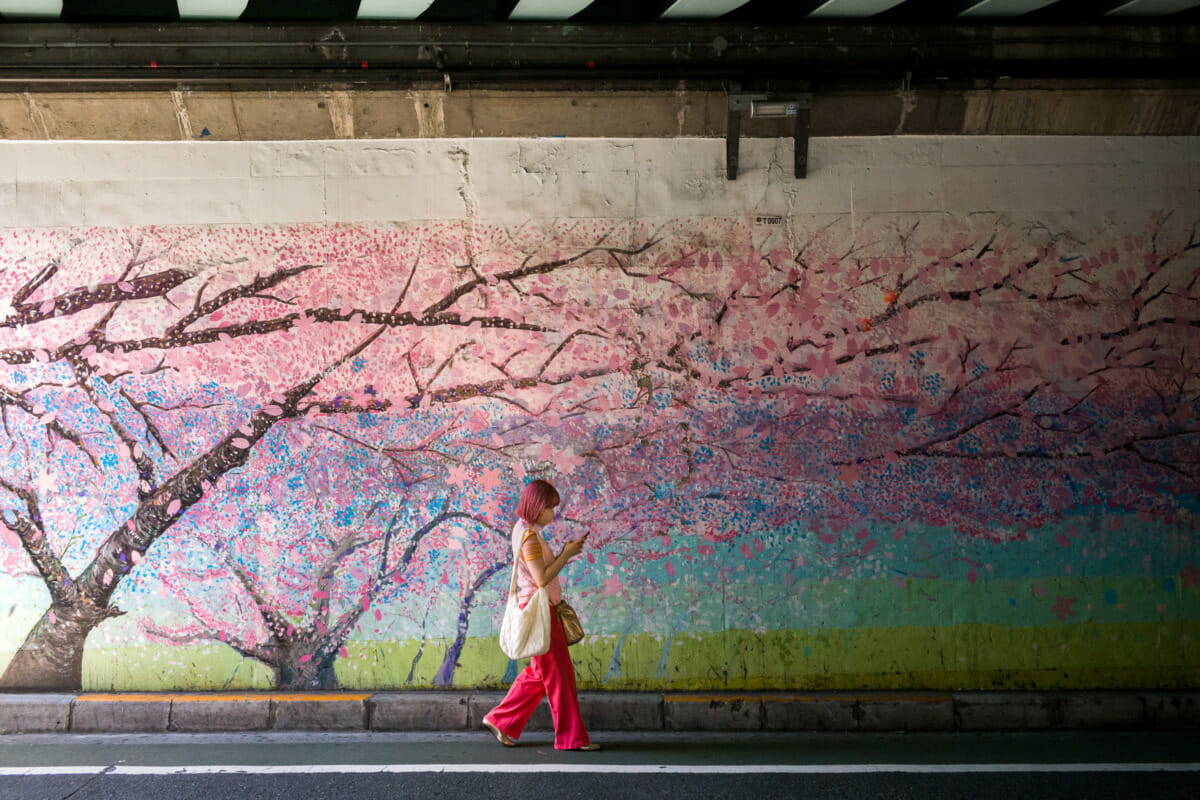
[498,561,551,660]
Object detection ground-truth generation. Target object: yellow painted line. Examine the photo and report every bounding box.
[851,695,952,703]
[760,695,951,704]
[75,694,173,703]
[667,695,764,703]
[160,694,272,703]
[667,694,951,704]
[75,693,369,703]
[762,696,846,704]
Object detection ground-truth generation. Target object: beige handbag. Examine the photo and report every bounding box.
[498,562,551,659]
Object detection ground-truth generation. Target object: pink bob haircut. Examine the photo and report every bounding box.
[516,479,560,525]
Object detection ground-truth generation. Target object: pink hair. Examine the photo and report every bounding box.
[516,479,560,525]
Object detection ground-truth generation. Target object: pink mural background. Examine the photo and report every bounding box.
[0,212,1196,690]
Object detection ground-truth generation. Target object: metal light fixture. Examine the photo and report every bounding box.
[727,92,813,181]
[750,99,801,118]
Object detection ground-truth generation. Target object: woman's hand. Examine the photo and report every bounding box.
[561,533,589,561]
[527,533,589,588]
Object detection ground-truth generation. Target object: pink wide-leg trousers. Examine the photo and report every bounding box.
[485,603,591,750]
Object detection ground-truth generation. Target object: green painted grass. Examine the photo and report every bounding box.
[78,642,277,691]
[48,617,1199,691]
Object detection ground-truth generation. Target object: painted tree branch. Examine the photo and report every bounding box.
[434,558,509,686]
[166,263,322,336]
[2,268,194,330]
[0,296,396,688]
[63,354,158,499]
[0,385,97,468]
[421,241,660,318]
[142,617,276,666]
[210,538,294,642]
[0,476,68,602]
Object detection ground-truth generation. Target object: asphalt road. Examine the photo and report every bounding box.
[2,730,1198,800]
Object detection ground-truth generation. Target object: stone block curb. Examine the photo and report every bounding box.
[763,693,858,731]
[0,690,1196,734]
[0,694,72,734]
[953,691,1054,730]
[71,695,170,733]
[665,694,763,731]
[169,696,271,732]
[582,692,664,731]
[1142,692,1200,729]
[1055,692,1148,730]
[855,692,956,731]
[370,692,469,731]
[271,694,369,731]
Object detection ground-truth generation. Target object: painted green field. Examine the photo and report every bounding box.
[50,617,1199,692]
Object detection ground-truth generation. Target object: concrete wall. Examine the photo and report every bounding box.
[4,85,1200,141]
[0,136,1197,692]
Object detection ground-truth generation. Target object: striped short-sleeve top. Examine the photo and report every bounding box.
[512,519,563,608]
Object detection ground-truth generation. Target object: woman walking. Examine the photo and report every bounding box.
[483,479,599,751]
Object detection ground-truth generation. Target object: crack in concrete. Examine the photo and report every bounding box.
[896,73,918,135]
[413,91,445,138]
[170,91,193,141]
[21,93,50,139]
[57,763,115,799]
[327,91,354,140]
[451,144,479,273]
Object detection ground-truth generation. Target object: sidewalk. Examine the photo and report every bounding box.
[2,691,1198,734]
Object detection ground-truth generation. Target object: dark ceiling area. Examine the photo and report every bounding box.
[0,0,1198,24]
[0,2,1197,92]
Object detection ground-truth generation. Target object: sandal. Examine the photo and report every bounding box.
[483,718,516,747]
[571,743,601,751]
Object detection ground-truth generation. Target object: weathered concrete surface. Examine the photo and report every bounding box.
[1,692,1197,733]
[70,695,170,733]
[664,694,765,731]
[954,691,1056,730]
[0,694,71,734]
[9,135,1191,231]
[270,694,368,731]
[168,696,271,732]
[961,83,1200,135]
[3,84,1198,141]
[580,692,664,731]
[1143,692,1200,729]
[370,692,469,731]
[855,693,957,732]
[763,693,858,732]
[1056,692,1149,730]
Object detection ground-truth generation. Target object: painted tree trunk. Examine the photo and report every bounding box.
[0,378,321,690]
[0,601,112,690]
[434,562,506,687]
[277,651,340,690]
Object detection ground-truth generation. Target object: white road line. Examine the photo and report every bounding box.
[0,766,107,775]
[2,763,1199,776]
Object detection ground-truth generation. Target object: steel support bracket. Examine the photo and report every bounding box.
[727,92,813,180]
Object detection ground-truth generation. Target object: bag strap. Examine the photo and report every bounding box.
[507,529,542,600]
[508,558,520,599]
[508,529,538,599]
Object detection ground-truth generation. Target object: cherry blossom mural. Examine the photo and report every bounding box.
[0,210,1196,691]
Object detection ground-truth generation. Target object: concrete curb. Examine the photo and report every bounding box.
[1,691,1197,734]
